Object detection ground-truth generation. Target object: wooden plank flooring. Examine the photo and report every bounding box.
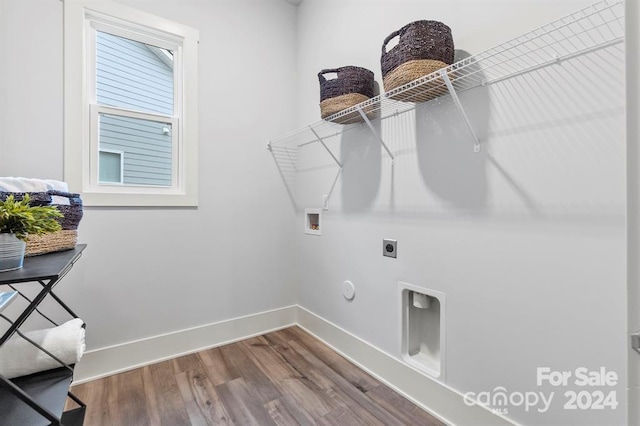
[69,326,445,425]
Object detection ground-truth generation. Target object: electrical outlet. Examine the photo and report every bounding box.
[383,239,397,258]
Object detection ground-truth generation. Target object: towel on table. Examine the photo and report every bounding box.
[0,177,70,205]
[0,318,86,379]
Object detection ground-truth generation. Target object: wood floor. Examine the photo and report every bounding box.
[69,326,445,425]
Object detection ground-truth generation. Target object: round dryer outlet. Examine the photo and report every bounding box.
[343,280,355,301]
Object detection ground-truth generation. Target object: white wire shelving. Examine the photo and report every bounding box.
[268,0,623,171]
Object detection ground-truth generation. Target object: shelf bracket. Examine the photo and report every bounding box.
[440,69,481,153]
[357,108,395,163]
[309,126,343,169]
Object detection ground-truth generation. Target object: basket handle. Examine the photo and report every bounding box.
[48,190,82,206]
[318,68,341,83]
[382,30,401,54]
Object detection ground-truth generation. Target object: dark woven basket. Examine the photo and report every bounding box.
[319,66,376,124]
[0,191,52,206]
[381,20,454,101]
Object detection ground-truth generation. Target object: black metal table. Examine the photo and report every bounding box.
[0,245,87,426]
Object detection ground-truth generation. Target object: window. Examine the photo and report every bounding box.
[98,149,123,184]
[64,0,199,206]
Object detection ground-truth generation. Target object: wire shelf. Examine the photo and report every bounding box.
[268,0,624,152]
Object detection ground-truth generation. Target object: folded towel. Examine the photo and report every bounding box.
[0,318,86,379]
[0,177,50,193]
[43,180,69,193]
[0,177,70,205]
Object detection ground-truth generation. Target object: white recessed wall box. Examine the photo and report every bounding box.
[304,209,321,235]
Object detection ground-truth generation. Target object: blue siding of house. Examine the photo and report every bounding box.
[97,31,173,115]
[96,31,174,186]
[99,114,172,186]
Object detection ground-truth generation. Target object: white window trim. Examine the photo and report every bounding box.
[98,148,124,185]
[64,0,199,206]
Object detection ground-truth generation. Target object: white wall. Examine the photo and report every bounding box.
[0,0,299,348]
[294,1,627,425]
[0,0,64,179]
[627,1,640,423]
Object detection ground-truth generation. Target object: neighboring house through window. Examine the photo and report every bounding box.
[64,0,199,206]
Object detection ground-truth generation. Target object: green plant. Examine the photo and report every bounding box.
[0,195,63,241]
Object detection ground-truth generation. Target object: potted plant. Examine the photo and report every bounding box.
[0,194,62,272]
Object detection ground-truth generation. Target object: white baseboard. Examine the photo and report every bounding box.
[296,306,518,426]
[72,305,297,384]
[73,304,514,426]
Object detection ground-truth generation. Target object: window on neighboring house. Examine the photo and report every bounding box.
[64,0,199,206]
[98,149,123,184]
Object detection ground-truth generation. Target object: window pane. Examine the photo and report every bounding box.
[99,151,122,183]
[96,31,174,115]
[99,113,172,187]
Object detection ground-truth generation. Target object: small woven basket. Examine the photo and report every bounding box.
[24,190,83,257]
[381,20,455,102]
[319,66,376,124]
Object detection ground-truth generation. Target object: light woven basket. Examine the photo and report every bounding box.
[381,20,455,102]
[320,93,378,125]
[383,60,455,102]
[25,230,78,257]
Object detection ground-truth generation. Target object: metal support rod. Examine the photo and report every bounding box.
[309,126,343,169]
[440,69,481,153]
[67,390,87,409]
[0,279,58,347]
[323,168,342,208]
[357,108,395,163]
[8,284,58,326]
[45,288,80,319]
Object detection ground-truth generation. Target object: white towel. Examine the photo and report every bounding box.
[0,318,86,379]
[0,177,70,205]
[0,177,50,193]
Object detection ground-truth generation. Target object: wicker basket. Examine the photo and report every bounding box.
[25,230,78,257]
[381,20,455,102]
[319,66,377,124]
[24,190,83,257]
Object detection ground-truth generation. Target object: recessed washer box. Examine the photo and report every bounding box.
[305,209,321,235]
[399,282,446,380]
